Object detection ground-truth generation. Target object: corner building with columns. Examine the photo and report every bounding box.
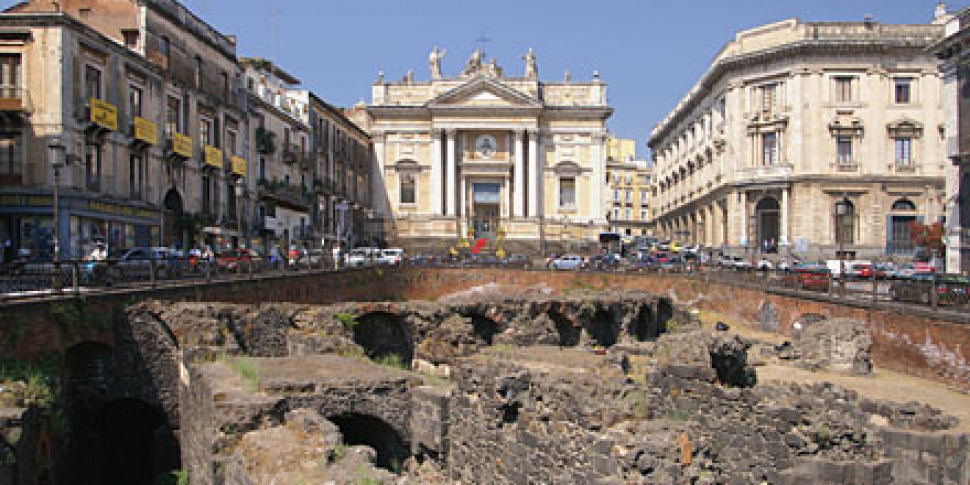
[649,18,948,260]
[366,50,613,253]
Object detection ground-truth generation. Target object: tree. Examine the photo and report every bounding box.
[910,220,945,258]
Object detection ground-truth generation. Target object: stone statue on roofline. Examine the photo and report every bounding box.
[523,47,538,79]
[430,46,446,79]
[462,48,483,76]
[486,59,503,78]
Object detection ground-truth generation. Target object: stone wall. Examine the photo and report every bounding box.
[2,268,967,391]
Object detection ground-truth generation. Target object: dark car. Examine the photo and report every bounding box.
[590,254,621,271]
[889,273,970,306]
[505,253,532,269]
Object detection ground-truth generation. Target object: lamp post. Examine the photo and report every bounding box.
[48,138,66,291]
[835,195,850,298]
[235,179,245,249]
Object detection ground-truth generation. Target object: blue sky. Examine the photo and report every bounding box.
[15,0,968,154]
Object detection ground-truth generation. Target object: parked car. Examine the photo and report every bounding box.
[410,253,441,267]
[552,254,584,271]
[889,273,970,305]
[756,258,773,271]
[591,254,621,270]
[116,247,185,278]
[846,263,873,280]
[378,248,405,266]
[874,262,896,280]
[732,256,754,271]
[217,249,261,272]
[505,253,532,269]
[785,265,831,292]
[345,248,379,268]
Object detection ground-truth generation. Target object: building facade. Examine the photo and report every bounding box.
[0,0,249,260]
[649,17,947,260]
[934,6,970,274]
[367,49,613,254]
[605,137,653,237]
[242,58,313,252]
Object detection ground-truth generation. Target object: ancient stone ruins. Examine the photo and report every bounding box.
[3,287,967,484]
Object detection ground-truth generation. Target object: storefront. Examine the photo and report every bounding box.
[0,193,160,261]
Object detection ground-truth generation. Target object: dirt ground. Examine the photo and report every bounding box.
[697,309,970,432]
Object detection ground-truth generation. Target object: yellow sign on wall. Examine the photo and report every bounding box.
[231,155,247,176]
[89,98,117,131]
[172,132,193,158]
[204,145,223,168]
[133,117,158,145]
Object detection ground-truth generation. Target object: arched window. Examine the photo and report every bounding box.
[891,199,917,212]
[835,200,856,245]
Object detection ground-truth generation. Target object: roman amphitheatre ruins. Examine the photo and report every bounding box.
[0,267,968,484]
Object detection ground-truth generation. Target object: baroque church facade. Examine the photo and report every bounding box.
[366,49,614,253]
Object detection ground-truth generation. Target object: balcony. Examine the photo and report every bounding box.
[313,176,334,195]
[889,161,917,174]
[0,87,27,112]
[282,143,301,165]
[255,127,276,155]
[738,163,793,181]
[256,178,312,210]
[832,161,859,173]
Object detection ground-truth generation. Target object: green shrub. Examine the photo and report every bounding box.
[336,313,358,329]
[374,354,407,370]
[228,357,262,392]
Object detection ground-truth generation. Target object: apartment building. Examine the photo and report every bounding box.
[649,17,947,260]
[0,0,248,260]
[605,137,653,237]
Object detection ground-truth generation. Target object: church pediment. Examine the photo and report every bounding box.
[426,77,542,109]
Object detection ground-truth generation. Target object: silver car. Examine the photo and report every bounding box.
[552,254,584,270]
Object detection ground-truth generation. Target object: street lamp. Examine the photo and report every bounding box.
[835,196,851,297]
[49,138,66,292]
[235,179,246,249]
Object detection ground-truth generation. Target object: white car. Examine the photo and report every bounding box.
[345,248,379,268]
[552,254,584,270]
[378,248,405,266]
[756,258,773,271]
[732,256,754,271]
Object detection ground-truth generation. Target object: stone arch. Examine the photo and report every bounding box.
[756,196,780,250]
[630,305,658,342]
[328,413,410,472]
[78,398,180,485]
[656,298,674,331]
[585,309,619,348]
[162,188,183,247]
[467,313,500,345]
[891,198,917,212]
[354,312,413,367]
[65,341,113,409]
[547,311,581,347]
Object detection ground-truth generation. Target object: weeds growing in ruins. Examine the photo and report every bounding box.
[220,355,262,392]
[814,424,832,447]
[633,390,650,420]
[328,444,347,463]
[374,354,407,370]
[0,354,60,409]
[354,464,381,485]
[336,312,358,329]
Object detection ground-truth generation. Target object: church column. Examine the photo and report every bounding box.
[589,133,604,222]
[739,191,748,251]
[781,186,790,246]
[527,130,541,218]
[431,130,442,215]
[513,130,525,218]
[445,129,457,216]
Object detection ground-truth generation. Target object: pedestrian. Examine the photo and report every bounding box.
[270,244,282,270]
[332,244,341,270]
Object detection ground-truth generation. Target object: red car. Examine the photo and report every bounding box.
[785,266,831,291]
[848,263,873,280]
[217,249,260,272]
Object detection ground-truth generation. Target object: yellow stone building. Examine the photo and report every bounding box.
[605,137,653,237]
[366,49,613,254]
